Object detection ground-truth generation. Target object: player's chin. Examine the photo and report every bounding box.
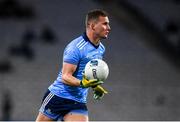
[100,37,107,40]
[100,34,109,39]
[102,35,108,39]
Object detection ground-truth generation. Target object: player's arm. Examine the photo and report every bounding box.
[61,62,103,87]
[61,62,81,86]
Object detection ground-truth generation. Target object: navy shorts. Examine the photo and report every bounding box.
[39,90,88,121]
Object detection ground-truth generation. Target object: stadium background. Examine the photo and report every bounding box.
[0,0,180,120]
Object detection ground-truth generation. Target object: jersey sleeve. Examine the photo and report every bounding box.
[63,46,80,65]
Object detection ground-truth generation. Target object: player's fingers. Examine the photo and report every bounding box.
[92,81,104,86]
[93,85,108,94]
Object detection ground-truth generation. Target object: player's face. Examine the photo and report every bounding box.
[94,16,111,39]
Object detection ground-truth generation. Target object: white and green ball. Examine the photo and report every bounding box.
[84,59,109,81]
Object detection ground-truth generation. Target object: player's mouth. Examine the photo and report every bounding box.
[105,31,110,36]
[106,30,110,33]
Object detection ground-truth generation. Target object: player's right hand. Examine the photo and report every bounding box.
[80,75,104,88]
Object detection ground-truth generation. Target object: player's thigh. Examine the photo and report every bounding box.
[37,90,62,120]
[36,112,54,122]
[63,113,88,122]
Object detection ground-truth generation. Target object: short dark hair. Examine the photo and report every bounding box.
[85,9,108,27]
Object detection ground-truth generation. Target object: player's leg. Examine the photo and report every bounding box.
[36,112,53,121]
[36,90,62,121]
[36,89,89,121]
[63,103,89,122]
[63,113,88,122]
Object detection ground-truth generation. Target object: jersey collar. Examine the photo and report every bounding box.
[82,32,99,49]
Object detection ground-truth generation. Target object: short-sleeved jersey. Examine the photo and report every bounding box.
[48,32,105,103]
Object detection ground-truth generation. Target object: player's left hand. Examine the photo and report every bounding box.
[93,85,108,100]
[80,75,104,88]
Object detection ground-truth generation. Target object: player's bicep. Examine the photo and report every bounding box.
[62,62,77,76]
[61,62,80,85]
[61,46,81,85]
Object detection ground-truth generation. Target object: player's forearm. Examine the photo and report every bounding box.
[62,74,81,86]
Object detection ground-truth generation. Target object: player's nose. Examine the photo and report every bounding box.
[107,25,111,31]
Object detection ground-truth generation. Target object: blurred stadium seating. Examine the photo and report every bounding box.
[0,0,180,120]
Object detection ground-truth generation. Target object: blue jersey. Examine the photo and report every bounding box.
[48,32,105,103]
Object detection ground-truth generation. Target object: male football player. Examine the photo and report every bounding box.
[36,9,111,122]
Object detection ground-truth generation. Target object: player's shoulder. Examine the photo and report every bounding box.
[67,35,87,50]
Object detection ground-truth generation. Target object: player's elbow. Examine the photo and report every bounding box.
[61,72,80,86]
[62,73,69,83]
[62,73,74,84]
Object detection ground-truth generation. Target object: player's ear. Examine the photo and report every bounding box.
[90,23,95,31]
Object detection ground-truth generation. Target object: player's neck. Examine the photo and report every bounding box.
[86,31,100,46]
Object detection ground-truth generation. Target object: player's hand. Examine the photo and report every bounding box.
[93,85,108,100]
[80,75,104,88]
